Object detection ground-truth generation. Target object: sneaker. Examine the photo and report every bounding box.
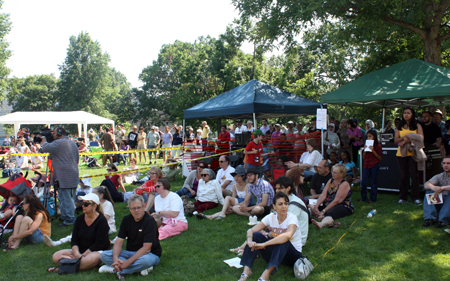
[192,211,198,215]
[116,272,125,280]
[435,221,447,228]
[43,234,55,247]
[413,199,422,205]
[397,199,407,204]
[140,266,153,276]
[423,219,435,227]
[99,265,115,274]
[444,229,450,235]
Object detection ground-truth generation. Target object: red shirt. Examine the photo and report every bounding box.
[136,180,156,195]
[218,131,230,142]
[106,174,121,189]
[245,140,263,166]
[363,144,382,169]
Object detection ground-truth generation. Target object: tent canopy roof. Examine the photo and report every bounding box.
[321,59,450,108]
[184,79,324,120]
[0,111,114,125]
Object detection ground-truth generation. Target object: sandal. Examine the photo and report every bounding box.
[238,273,249,281]
[215,216,225,220]
[257,278,269,281]
[328,222,341,228]
[196,213,207,220]
[47,267,59,273]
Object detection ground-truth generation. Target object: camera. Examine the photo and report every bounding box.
[34,127,54,143]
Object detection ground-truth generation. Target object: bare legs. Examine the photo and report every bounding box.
[52,249,102,271]
[207,196,237,219]
[8,215,32,249]
[311,216,334,228]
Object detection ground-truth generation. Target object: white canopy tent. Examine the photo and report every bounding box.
[0,111,115,139]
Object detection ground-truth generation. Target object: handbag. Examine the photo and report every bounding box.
[293,255,314,279]
[58,257,82,275]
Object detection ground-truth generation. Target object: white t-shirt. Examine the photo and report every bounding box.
[16,155,29,168]
[299,150,323,172]
[155,192,187,223]
[235,125,248,134]
[216,165,236,192]
[261,212,302,253]
[289,194,309,246]
[101,200,116,233]
[31,156,43,166]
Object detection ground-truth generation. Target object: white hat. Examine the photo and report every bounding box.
[80,174,91,186]
[78,193,100,205]
[287,121,294,124]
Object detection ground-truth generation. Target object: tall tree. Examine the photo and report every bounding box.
[7,74,58,111]
[232,0,450,65]
[0,0,11,99]
[56,32,112,117]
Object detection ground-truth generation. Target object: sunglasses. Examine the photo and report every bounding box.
[198,166,206,169]
[201,174,209,177]
[82,202,92,207]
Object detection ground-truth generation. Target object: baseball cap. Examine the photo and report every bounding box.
[287,121,294,124]
[78,193,100,205]
[253,129,265,136]
[231,166,246,177]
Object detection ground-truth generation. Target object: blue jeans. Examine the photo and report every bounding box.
[246,163,261,175]
[24,228,44,244]
[58,188,76,225]
[176,187,195,199]
[423,190,450,224]
[101,249,160,274]
[360,163,379,202]
[240,232,302,272]
[303,170,315,178]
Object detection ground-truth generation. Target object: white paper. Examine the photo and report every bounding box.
[224,257,243,268]
[364,140,374,151]
[316,109,327,129]
[426,193,443,205]
[308,199,318,206]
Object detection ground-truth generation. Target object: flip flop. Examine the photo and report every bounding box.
[47,267,59,273]
[196,213,206,220]
[214,216,225,220]
[328,221,342,228]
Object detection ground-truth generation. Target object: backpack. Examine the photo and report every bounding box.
[290,201,312,224]
[181,195,195,214]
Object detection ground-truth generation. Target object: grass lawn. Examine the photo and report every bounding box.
[1,160,450,280]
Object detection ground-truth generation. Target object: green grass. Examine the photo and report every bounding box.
[1,161,450,280]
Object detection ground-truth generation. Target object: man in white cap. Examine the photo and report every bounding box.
[286,121,297,135]
[146,126,160,164]
[235,119,248,134]
[434,109,446,136]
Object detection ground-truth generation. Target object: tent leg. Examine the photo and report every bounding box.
[14,123,20,139]
[253,113,256,129]
[382,108,386,132]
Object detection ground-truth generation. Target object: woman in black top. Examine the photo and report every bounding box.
[48,193,110,273]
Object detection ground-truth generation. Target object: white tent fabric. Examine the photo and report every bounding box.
[0,111,115,139]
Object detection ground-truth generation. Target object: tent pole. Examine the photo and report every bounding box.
[253,113,256,130]
[320,105,324,157]
[14,123,20,139]
[77,123,82,139]
[382,108,386,132]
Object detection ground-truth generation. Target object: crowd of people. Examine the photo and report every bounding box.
[1,106,450,280]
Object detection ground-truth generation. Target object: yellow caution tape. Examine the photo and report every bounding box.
[79,148,244,179]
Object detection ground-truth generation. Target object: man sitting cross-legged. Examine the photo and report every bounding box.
[99,194,162,279]
[423,156,450,228]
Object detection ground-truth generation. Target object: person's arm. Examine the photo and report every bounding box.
[214,180,225,205]
[111,238,125,272]
[441,144,446,159]
[246,221,267,244]
[319,183,351,216]
[435,137,442,148]
[118,176,126,193]
[221,180,231,190]
[232,185,237,198]
[253,224,297,250]
[158,210,179,218]
[394,129,403,145]
[352,165,358,177]
[11,213,43,239]
[41,141,59,154]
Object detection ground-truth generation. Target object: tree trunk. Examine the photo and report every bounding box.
[423,35,442,66]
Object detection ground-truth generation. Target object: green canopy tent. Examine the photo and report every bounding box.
[321,59,450,128]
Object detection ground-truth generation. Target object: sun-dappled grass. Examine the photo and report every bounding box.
[1,161,450,280]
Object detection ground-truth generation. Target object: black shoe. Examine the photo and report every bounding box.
[423,219,435,227]
[435,221,447,228]
[58,217,64,221]
[58,223,71,227]
[187,212,193,217]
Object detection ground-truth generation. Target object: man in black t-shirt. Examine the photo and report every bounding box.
[308,160,332,200]
[421,111,442,149]
[128,126,139,160]
[100,194,161,278]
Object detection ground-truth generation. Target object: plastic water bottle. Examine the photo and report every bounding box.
[367,209,377,218]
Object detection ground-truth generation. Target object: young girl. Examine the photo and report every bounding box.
[361,130,382,203]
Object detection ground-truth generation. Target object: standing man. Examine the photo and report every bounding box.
[235,119,247,134]
[115,125,124,148]
[434,109,446,136]
[422,156,450,228]
[259,119,270,134]
[128,126,139,160]
[421,111,442,149]
[100,127,115,167]
[244,129,272,175]
[100,194,161,278]
[201,121,210,151]
[41,127,79,227]
[246,121,255,133]
[232,168,274,218]
[286,121,297,134]
[147,126,160,165]
[216,155,236,197]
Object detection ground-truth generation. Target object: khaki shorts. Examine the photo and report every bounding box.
[137,144,146,150]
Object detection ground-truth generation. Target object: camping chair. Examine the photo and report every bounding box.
[89,146,103,160]
[229,155,241,168]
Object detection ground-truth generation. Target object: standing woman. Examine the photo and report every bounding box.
[49,193,110,273]
[137,126,147,164]
[347,119,363,163]
[361,130,382,203]
[5,194,51,250]
[394,107,424,204]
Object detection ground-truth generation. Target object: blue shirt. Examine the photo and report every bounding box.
[339,161,356,176]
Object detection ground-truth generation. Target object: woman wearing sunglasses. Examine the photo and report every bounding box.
[48,193,110,273]
[176,160,209,199]
[153,179,188,240]
[190,168,224,217]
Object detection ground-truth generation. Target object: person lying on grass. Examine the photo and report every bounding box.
[238,192,304,281]
[48,193,110,273]
[198,166,254,220]
[4,194,51,251]
[311,164,354,229]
